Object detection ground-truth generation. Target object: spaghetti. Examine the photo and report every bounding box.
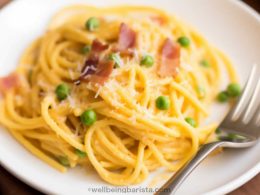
[0,5,238,185]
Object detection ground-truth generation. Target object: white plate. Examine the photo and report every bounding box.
[0,0,259,194]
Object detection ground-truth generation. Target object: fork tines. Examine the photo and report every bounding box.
[227,64,260,125]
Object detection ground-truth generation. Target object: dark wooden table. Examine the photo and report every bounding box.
[0,0,259,195]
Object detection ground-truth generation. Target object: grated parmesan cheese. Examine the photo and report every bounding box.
[67,95,76,108]
[68,69,74,80]
[181,63,193,72]
[94,86,102,98]
[128,115,137,124]
[103,15,118,22]
[77,62,82,71]
[37,80,50,89]
[81,65,97,76]
[74,125,80,137]
[136,104,154,119]
[133,49,139,62]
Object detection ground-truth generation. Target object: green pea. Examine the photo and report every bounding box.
[55,84,70,101]
[80,109,97,126]
[217,91,229,103]
[185,117,197,127]
[75,149,87,158]
[215,128,221,134]
[108,53,121,68]
[227,83,241,97]
[228,133,246,141]
[85,17,100,31]
[81,45,91,54]
[58,156,70,167]
[200,60,210,68]
[156,96,170,110]
[219,133,247,142]
[140,55,154,67]
[177,36,190,47]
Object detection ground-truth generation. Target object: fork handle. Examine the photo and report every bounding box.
[155,141,224,195]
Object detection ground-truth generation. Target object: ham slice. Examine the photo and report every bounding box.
[0,73,19,95]
[118,23,136,51]
[158,38,180,77]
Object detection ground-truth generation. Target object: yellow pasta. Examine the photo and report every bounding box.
[0,5,237,185]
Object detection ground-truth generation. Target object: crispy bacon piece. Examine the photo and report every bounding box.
[91,39,109,52]
[0,73,19,95]
[118,23,136,51]
[75,38,112,85]
[80,55,99,78]
[76,39,113,85]
[158,38,180,77]
[77,24,135,85]
[78,59,114,85]
[88,60,114,85]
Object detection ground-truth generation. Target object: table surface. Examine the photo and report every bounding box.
[0,0,259,195]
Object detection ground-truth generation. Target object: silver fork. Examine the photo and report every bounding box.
[156,64,260,195]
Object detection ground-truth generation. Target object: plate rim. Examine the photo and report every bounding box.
[205,0,260,194]
[0,0,259,194]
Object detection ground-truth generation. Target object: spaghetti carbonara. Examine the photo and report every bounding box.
[0,5,238,185]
